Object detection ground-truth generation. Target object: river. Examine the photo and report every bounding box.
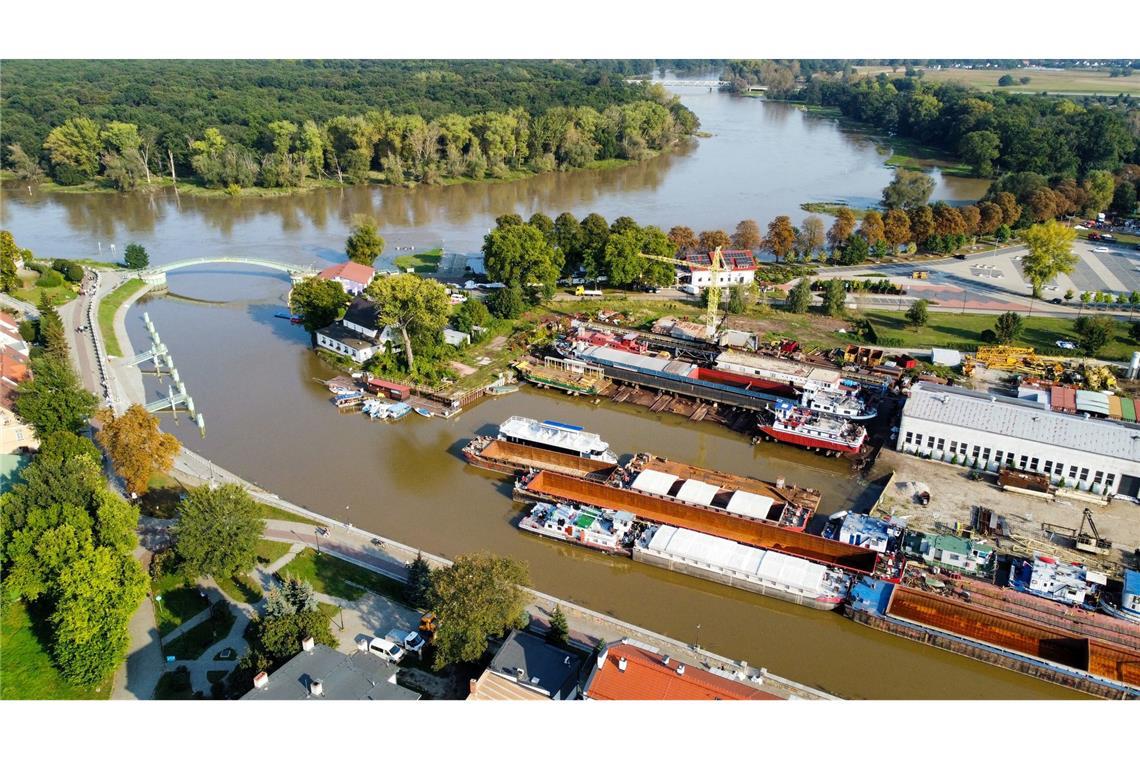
[1,84,1072,698]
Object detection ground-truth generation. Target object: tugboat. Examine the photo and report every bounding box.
[757,401,866,455]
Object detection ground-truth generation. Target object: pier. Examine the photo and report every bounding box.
[133,312,205,435]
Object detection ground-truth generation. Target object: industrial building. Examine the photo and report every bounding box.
[897,382,1140,499]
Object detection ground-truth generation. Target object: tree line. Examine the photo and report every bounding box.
[2,61,698,192]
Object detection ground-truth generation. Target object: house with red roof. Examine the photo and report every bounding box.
[582,639,779,701]
[317,261,377,295]
[679,250,757,290]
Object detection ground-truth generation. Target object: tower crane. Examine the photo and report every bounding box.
[638,246,727,338]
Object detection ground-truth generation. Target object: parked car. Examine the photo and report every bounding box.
[1092,246,1110,253]
[678,283,699,295]
[1055,340,1077,350]
[387,628,426,654]
[368,637,405,663]
[1049,298,1063,304]
[953,253,967,260]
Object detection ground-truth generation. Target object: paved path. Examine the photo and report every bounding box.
[0,291,40,318]
[110,547,167,700]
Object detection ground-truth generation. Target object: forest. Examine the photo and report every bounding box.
[0,60,699,191]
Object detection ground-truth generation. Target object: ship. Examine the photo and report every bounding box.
[1099,569,1140,624]
[632,524,851,610]
[518,502,636,554]
[497,416,618,463]
[757,401,867,455]
[802,387,877,421]
[514,356,610,396]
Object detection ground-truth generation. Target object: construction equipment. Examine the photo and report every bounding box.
[1080,363,1117,391]
[969,345,1065,379]
[911,271,929,280]
[639,246,727,337]
[1041,507,1113,556]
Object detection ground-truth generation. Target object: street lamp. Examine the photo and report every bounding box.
[695,623,702,652]
[314,527,322,555]
[345,504,351,533]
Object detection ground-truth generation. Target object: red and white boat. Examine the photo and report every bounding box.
[757,401,866,455]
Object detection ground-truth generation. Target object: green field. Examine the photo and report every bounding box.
[97,277,146,356]
[393,248,443,273]
[862,310,1139,361]
[257,502,322,526]
[854,66,1140,96]
[215,573,263,604]
[0,600,111,700]
[279,548,405,602]
[255,539,293,565]
[9,271,78,308]
[152,570,209,636]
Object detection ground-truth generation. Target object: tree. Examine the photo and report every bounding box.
[452,297,490,335]
[906,299,929,329]
[1129,291,1140,321]
[787,277,813,313]
[1064,289,1075,304]
[250,608,336,661]
[289,276,349,335]
[998,74,1015,87]
[977,202,1003,235]
[95,405,181,496]
[668,225,698,252]
[882,209,911,247]
[553,212,582,273]
[764,216,796,262]
[993,311,1024,344]
[1111,180,1137,216]
[578,213,610,279]
[822,279,847,316]
[36,297,69,362]
[405,552,432,609]
[698,229,731,252]
[482,223,562,299]
[15,355,98,437]
[345,220,385,266]
[1130,322,1140,342]
[731,219,762,250]
[7,143,45,184]
[1022,220,1077,298]
[860,211,885,246]
[365,274,450,372]
[609,216,639,237]
[838,234,869,265]
[486,286,525,319]
[428,552,530,670]
[1073,316,1114,356]
[0,230,20,293]
[1082,170,1116,216]
[797,215,825,255]
[908,205,936,244]
[123,243,148,269]
[882,170,934,209]
[993,192,1021,227]
[173,483,263,579]
[826,208,856,249]
[547,605,569,647]
[959,130,1001,177]
[43,117,103,183]
[727,283,747,314]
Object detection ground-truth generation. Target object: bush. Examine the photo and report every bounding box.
[36,269,64,288]
[65,264,84,283]
[980,329,997,344]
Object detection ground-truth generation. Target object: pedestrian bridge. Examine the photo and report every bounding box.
[140,257,320,287]
[627,78,725,88]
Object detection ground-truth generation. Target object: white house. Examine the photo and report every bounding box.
[315,297,399,364]
[318,262,376,296]
[679,250,757,289]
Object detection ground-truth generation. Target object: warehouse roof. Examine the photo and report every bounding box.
[902,383,1140,462]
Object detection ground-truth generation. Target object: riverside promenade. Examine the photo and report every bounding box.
[85,269,834,701]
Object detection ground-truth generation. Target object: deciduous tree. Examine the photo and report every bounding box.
[95,405,181,496]
[1022,219,1077,298]
[698,229,731,252]
[797,215,825,255]
[826,208,856,249]
[882,170,934,209]
[15,355,98,438]
[882,209,911,247]
[787,277,813,313]
[860,211,885,246]
[345,220,385,266]
[668,225,698,252]
[365,274,451,371]
[822,279,847,316]
[764,216,796,263]
[993,311,1024,343]
[173,483,264,580]
[289,276,349,335]
[1073,315,1114,356]
[906,299,929,329]
[429,552,530,670]
[481,222,562,299]
[731,219,762,250]
[123,243,148,269]
[959,130,1001,177]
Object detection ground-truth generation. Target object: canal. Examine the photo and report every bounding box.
[3,83,1073,698]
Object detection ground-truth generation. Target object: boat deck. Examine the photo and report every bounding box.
[518,470,877,574]
[628,453,821,515]
[470,439,618,479]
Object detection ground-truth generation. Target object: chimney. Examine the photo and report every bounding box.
[676,664,686,676]
[515,667,525,681]
[469,678,478,696]
[618,657,628,672]
[596,647,607,671]
[252,671,269,689]
[301,636,315,652]
[309,679,323,697]
[662,655,671,667]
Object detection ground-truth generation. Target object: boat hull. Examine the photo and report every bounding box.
[462,450,521,476]
[1099,598,1140,625]
[758,425,863,454]
[632,545,843,611]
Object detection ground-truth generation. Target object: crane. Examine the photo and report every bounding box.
[638,246,728,338]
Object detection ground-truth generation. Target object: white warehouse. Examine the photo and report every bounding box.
[897,382,1140,499]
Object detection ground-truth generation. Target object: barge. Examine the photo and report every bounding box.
[463,436,619,479]
[514,356,610,396]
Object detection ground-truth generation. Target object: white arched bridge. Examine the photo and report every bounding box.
[140,256,320,287]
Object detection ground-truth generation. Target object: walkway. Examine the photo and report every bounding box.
[110,547,167,700]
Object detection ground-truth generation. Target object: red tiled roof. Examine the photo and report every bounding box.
[318,261,376,285]
[681,250,757,271]
[0,312,19,331]
[0,349,27,384]
[584,643,778,701]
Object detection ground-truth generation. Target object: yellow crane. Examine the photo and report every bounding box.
[638,246,727,337]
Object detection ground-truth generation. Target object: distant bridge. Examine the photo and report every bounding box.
[141,257,320,287]
[626,78,727,88]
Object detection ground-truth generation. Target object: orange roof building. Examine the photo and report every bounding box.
[582,641,779,701]
[317,262,377,295]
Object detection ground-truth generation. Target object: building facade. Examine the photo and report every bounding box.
[897,382,1140,499]
[679,250,757,289]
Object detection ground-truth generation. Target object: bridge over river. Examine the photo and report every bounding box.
[140,256,320,287]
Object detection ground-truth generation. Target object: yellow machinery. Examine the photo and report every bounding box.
[970,345,1063,378]
[911,271,929,280]
[1081,363,1117,390]
[639,246,727,337]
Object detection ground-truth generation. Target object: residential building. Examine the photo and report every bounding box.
[678,250,756,289]
[342,298,383,338]
[315,324,383,364]
[1,347,29,410]
[241,641,420,701]
[467,630,582,701]
[897,382,1140,499]
[581,639,778,701]
[317,262,376,295]
[0,406,38,455]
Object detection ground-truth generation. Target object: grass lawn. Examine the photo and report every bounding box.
[258,502,321,526]
[255,538,293,565]
[152,571,210,637]
[97,277,146,357]
[279,548,406,602]
[800,202,869,219]
[0,599,111,700]
[9,272,78,308]
[154,667,195,699]
[393,248,443,273]
[215,573,263,605]
[862,310,1140,361]
[140,471,186,519]
[163,602,235,660]
[853,65,1140,96]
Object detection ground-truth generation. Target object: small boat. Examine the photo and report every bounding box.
[414,407,433,418]
[333,390,364,408]
[275,312,304,324]
[486,384,520,396]
[387,402,412,420]
[361,398,393,419]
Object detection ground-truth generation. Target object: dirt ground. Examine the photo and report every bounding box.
[871,449,1140,575]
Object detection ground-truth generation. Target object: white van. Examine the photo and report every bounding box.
[368,637,405,664]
